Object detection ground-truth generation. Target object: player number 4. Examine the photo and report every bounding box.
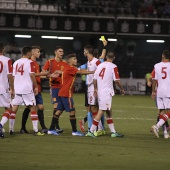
[161,67,167,79]
[99,68,106,79]
[16,64,24,75]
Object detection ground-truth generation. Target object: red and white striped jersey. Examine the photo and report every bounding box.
[0,55,13,94]
[94,61,120,97]
[152,61,170,97]
[13,58,36,94]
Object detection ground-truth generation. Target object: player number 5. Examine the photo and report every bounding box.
[162,67,167,79]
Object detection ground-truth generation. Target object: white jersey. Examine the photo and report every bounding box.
[87,57,101,92]
[94,62,120,97]
[0,55,13,94]
[153,61,170,97]
[13,58,35,94]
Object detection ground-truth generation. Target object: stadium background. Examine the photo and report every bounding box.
[0,0,170,94]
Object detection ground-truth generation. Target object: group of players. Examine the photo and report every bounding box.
[0,39,126,139]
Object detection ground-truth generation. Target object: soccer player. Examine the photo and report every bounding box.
[86,51,125,138]
[42,46,68,134]
[84,45,105,136]
[151,50,170,138]
[0,42,14,138]
[20,46,49,134]
[47,53,94,136]
[10,46,44,136]
[149,68,170,138]
[79,40,108,133]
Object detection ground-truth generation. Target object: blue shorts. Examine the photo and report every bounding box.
[57,97,75,112]
[35,92,43,105]
[50,88,60,104]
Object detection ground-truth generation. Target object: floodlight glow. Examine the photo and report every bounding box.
[107,38,117,41]
[146,40,165,43]
[15,35,31,38]
[41,36,58,39]
[58,37,74,40]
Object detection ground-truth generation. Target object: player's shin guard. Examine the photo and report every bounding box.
[49,114,59,130]
[157,113,170,128]
[87,111,92,130]
[38,109,47,129]
[31,111,38,132]
[53,108,60,129]
[70,115,77,132]
[106,118,116,133]
[0,110,11,126]
[21,107,30,130]
[9,111,16,132]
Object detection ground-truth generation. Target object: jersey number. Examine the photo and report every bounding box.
[16,64,24,75]
[99,68,106,79]
[161,67,167,79]
[0,61,3,73]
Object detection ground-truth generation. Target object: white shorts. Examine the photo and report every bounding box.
[156,97,170,109]
[12,93,36,106]
[98,95,112,110]
[88,91,97,105]
[0,92,11,108]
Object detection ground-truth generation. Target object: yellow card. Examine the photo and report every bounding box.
[101,36,106,41]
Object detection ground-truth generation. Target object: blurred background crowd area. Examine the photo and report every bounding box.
[0,0,170,18]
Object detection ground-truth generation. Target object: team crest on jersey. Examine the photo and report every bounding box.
[36,17,43,29]
[93,20,100,31]
[28,16,35,28]
[107,20,114,32]
[153,22,161,34]
[0,14,6,26]
[137,22,145,33]
[13,15,20,27]
[121,21,129,32]
[64,19,72,30]
[79,19,86,31]
[50,18,57,30]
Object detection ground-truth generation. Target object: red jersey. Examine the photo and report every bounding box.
[58,65,78,98]
[43,58,67,88]
[32,60,41,92]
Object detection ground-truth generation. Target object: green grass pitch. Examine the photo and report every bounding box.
[0,93,170,170]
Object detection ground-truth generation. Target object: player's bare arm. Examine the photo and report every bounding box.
[8,74,15,99]
[151,79,157,100]
[77,70,94,75]
[115,80,125,95]
[99,40,107,59]
[93,79,98,97]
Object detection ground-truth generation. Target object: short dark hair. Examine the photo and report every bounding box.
[84,45,94,55]
[162,50,170,59]
[22,46,32,55]
[0,41,4,53]
[32,46,41,50]
[66,53,76,61]
[55,46,64,51]
[107,51,115,59]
